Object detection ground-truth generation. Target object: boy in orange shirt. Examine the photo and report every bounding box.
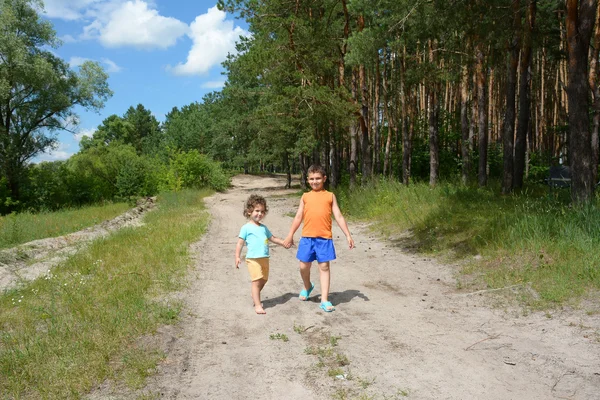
[283,165,355,312]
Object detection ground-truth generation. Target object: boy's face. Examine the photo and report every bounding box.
[307,172,326,191]
[249,203,266,224]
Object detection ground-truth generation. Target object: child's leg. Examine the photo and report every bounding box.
[318,261,333,310]
[251,278,267,314]
[299,261,312,300]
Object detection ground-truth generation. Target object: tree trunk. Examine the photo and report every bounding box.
[382,48,392,177]
[350,69,358,188]
[428,40,439,187]
[461,64,471,185]
[401,48,411,186]
[589,4,600,186]
[359,62,371,182]
[514,0,536,189]
[502,0,521,194]
[476,42,488,187]
[373,58,381,175]
[566,0,597,203]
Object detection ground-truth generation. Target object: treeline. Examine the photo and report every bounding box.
[0,104,230,214]
[4,0,599,213]
[208,0,600,203]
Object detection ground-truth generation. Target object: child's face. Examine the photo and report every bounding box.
[249,203,266,224]
[307,172,326,191]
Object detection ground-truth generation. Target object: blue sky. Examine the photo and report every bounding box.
[35,0,249,162]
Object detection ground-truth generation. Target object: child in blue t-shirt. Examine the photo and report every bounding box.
[235,194,289,314]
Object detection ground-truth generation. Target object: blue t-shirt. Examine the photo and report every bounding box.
[239,223,272,258]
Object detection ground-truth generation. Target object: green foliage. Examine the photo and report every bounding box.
[0,0,111,210]
[158,150,230,192]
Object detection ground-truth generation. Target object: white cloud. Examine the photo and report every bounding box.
[60,34,77,43]
[69,56,91,67]
[168,6,249,76]
[75,128,96,142]
[201,80,226,89]
[101,58,122,72]
[36,143,73,162]
[40,0,101,20]
[70,56,122,73]
[84,0,188,49]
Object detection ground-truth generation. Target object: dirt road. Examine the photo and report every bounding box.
[144,174,600,400]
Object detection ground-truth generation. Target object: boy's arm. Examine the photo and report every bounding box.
[331,194,355,249]
[283,198,304,247]
[235,238,245,268]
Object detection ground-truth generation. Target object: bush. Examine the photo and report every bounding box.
[159,150,230,192]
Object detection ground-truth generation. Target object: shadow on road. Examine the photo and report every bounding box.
[262,289,369,309]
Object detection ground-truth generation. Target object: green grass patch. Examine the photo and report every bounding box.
[338,179,600,308]
[0,202,131,249]
[0,189,211,398]
[269,333,289,342]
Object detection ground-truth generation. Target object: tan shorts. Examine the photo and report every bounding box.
[246,257,269,281]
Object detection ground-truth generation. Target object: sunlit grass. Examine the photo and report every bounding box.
[0,189,211,398]
[338,178,600,308]
[0,203,131,249]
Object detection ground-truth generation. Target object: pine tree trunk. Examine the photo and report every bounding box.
[350,69,358,188]
[566,0,597,203]
[461,63,471,185]
[428,40,439,187]
[373,59,381,175]
[476,42,488,187]
[401,48,411,186]
[589,5,600,186]
[503,0,521,194]
[514,0,536,189]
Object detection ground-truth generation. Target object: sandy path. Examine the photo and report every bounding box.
[145,174,600,400]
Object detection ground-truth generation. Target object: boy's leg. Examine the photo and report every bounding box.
[299,261,312,300]
[318,261,333,310]
[251,278,267,314]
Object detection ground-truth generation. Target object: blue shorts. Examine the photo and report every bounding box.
[296,237,336,263]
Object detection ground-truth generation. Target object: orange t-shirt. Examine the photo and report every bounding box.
[301,190,333,239]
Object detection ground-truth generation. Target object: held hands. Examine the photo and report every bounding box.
[283,236,294,249]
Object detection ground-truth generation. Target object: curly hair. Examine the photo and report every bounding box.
[307,164,326,176]
[243,194,268,217]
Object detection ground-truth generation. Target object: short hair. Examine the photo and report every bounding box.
[243,194,268,217]
[307,164,326,176]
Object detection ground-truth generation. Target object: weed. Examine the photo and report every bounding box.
[269,333,289,342]
[329,334,341,347]
[336,353,350,366]
[332,389,350,400]
[294,323,305,334]
[328,367,344,378]
[357,376,375,389]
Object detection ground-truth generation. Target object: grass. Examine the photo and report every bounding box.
[0,189,211,399]
[338,178,600,308]
[269,333,289,342]
[0,202,131,249]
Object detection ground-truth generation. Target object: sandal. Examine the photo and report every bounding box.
[320,301,335,312]
[299,282,314,301]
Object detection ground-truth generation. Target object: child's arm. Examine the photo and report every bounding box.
[269,235,289,248]
[284,198,304,247]
[235,238,245,268]
[332,194,355,249]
